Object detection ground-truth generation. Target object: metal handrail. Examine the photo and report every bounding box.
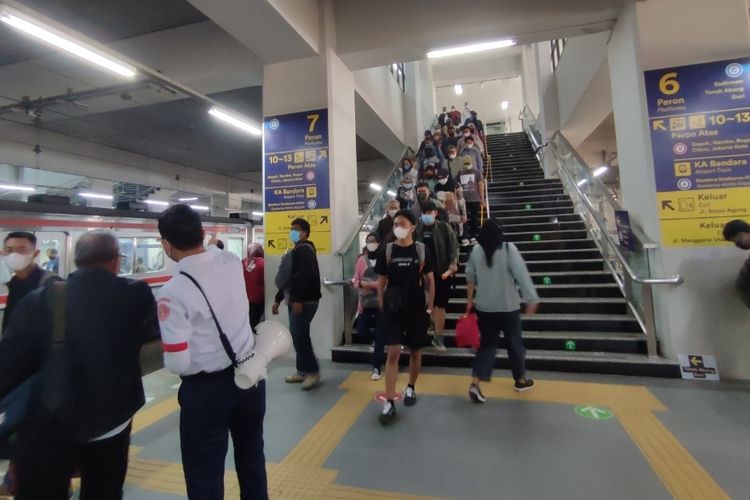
[519,106,681,285]
[553,154,683,285]
[335,146,415,256]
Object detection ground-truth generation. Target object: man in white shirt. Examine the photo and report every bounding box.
[157,204,266,500]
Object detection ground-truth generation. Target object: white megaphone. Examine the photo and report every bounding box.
[235,320,293,389]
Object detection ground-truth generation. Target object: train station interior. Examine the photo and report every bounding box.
[0,0,749,498]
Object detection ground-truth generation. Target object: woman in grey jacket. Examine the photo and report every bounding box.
[464,219,540,403]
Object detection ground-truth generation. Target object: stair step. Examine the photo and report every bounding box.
[331,346,680,377]
[495,213,580,224]
[501,221,586,232]
[443,313,640,333]
[453,283,623,298]
[452,271,616,285]
[458,239,598,252]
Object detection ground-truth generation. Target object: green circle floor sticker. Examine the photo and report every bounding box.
[575,405,613,421]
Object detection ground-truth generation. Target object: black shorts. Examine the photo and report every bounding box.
[433,275,453,309]
[382,310,430,349]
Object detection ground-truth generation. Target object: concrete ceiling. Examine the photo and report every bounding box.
[0,0,207,65]
[334,0,624,69]
[0,0,629,188]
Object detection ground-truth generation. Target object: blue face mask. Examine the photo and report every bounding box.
[421,213,435,225]
[290,229,301,244]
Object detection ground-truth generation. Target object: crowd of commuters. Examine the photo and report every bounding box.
[0,105,544,497]
[0,205,272,499]
[354,106,541,425]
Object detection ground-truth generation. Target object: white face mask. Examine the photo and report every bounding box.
[366,243,379,252]
[393,227,410,240]
[448,153,457,159]
[387,209,398,217]
[438,178,448,185]
[4,252,33,272]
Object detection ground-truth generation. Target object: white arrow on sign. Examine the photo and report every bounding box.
[578,406,611,419]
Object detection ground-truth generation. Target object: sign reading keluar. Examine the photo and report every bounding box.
[645,58,750,247]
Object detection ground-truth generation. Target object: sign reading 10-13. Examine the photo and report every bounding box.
[645,58,750,247]
[263,109,331,255]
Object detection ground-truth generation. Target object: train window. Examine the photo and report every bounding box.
[38,239,61,275]
[119,238,135,275]
[134,238,165,273]
[227,238,245,259]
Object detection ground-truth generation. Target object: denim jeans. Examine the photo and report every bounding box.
[471,309,526,381]
[179,371,267,500]
[357,308,384,370]
[288,302,320,375]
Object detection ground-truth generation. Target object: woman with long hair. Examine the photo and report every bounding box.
[352,232,385,380]
[464,219,540,403]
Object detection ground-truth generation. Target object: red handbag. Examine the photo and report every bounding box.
[455,313,480,349]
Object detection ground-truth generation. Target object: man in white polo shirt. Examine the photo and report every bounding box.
[157,204,266,500]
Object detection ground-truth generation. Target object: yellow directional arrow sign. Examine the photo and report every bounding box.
[652,119,667,131]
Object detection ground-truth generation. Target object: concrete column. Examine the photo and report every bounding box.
[608,0,750,378]
[262,7,358,361]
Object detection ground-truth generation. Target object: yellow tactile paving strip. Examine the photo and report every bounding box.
[124,372,729,500]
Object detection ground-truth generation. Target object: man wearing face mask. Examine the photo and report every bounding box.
[375,210,435,425]
[445,144,463,178]
[456,156,485,245]
[434,168,456,195]
[412,182,446,222]
[397,176,417,211]
[458,135,484,172]
[1,232,61,332]
[415,203,459,351]
[377,199,401,244]
[442,126,460,157]
[273,218,322,390]
[401,157,418,185]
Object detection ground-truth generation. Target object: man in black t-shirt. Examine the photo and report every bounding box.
[375,210,435,425]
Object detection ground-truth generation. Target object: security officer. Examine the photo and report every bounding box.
[156,204,267,500]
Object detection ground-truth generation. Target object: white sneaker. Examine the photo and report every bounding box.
[470,238,478,245]
[461,238,470,246]
[370,368,382,380]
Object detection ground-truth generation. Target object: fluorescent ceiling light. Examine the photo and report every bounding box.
[386,190,397,197]
[208,107,262,136]
[501,101,509,110]
[427,39,516,59]
[0,183,35,192]
[593,166,608,177]
[79,192,113,200]
[144,200,169,207]
[369,183,382,192]
[454,84,463,95]
[190,205,210,211]
[251,211,264,217]
[178,197,198,202]
[577,179,588,187]
[0,6,136,78]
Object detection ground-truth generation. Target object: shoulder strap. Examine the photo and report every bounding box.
[386,242,394,265]
[46,281,66,343]
[179,271,238,367]
[415,241,426,272]
[38,271,57,289]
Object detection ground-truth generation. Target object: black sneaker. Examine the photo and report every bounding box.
[404,385,417,406]
[514,379,535,392]
[468,384,486,403]
[379,400,396,425]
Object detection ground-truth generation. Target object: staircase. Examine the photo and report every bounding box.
[332,132,680,377]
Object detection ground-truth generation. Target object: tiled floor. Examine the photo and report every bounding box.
[15,360,750,499]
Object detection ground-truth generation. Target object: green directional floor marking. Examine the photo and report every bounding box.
[542,276,552,285]
[564,340,577,351]
[575,405,614,421]
[525,204,532,210]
